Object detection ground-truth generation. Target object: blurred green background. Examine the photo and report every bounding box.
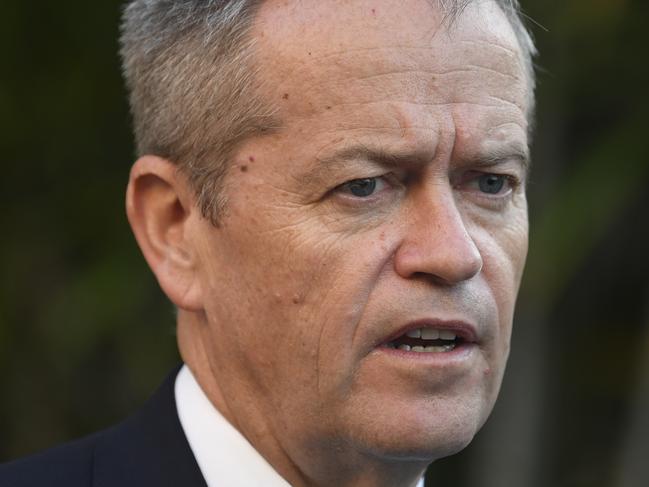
[1,1,648,486]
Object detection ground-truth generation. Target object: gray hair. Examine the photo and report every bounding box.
[119,0,537,224]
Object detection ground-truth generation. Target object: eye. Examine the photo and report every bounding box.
[456,171,521,206]
[340,177,385,197]
[478,174,508,194]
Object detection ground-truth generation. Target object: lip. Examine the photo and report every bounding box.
[379,318,479,347]
[372,319,480,368]
[376,342,476,365]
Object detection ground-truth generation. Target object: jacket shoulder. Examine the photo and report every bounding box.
[0,433,101,487]
[0,366,205,487]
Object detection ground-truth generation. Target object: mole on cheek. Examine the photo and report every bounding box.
[282,93,290,100]
[240,165,248,172]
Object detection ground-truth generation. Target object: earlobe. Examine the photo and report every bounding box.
[126,155,203,311]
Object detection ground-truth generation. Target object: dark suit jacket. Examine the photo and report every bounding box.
[0,367,208,487]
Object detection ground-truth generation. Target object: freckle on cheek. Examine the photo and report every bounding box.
[240,165,248,172]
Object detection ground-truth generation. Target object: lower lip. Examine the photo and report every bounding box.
[374,342,477,365]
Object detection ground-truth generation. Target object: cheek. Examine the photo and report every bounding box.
[289,229,396,380]
[472,212,528,355]
[472,203,528,297]
[202,209,393,397]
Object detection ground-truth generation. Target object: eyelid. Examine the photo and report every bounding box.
[339,177,387,197]
[455,170,521,190]
[330,173,404,208]
[338,171,403,191]
[452,174,521,216]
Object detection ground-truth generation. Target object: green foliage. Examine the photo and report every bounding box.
[1,1,648,485]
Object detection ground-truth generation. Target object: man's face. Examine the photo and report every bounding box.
[191,0,529,473]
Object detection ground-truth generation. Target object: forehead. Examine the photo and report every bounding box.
[250,0,528,161]
[254,1,525,89]
[256,0,518,48]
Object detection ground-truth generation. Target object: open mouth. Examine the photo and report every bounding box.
[384,328,464,353]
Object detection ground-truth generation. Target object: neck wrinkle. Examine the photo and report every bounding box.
[177,310,427,487]
[177,310,313,486]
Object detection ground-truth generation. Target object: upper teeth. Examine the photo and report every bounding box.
[405,328,457,340]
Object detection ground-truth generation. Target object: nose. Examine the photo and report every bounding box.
[394,189,483,286]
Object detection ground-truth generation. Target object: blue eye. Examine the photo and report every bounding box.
[344,178,378,197]
[478,174,507,194]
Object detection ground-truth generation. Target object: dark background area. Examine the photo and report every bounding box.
[1,1,648,486]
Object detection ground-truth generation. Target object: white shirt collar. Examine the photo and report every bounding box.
[175,364,425,487]
[175,365,291,487]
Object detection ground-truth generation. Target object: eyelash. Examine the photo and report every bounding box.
[457,172,523,212]
[334,175,400,206]
[339,177,388,197]
[463,172,520,194]
[336,172,519,196]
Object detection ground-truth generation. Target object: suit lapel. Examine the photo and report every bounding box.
[92,366,208,487]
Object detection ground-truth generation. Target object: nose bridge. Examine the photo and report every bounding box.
[394,185,483,285]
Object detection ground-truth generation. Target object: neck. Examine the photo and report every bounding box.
[177,311,427,487]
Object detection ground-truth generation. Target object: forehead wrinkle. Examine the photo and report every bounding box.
[297,45,441,64]
[254,0,527,85]
[253,15,529,129]
[438,65,520,81]
[269,57,527,123]
[315,105,442,168]
[458,38,519,57]
[485,95,524,112]
[304,47,523,85]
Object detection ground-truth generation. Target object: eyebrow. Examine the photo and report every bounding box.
[472,144,531,173]
[316,144,434,170]
[316,142,531,173]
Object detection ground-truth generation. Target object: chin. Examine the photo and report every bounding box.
[347,395,491,464]
[371,421,480,463]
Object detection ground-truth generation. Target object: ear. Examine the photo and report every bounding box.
[126,155,203,311]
